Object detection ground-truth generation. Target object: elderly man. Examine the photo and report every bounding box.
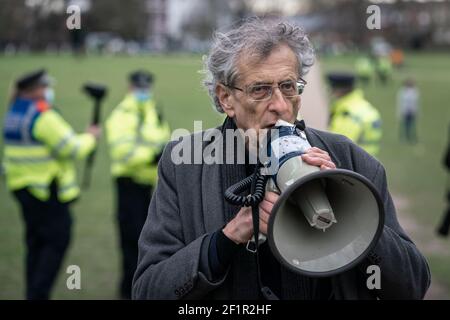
[132,18,430,300]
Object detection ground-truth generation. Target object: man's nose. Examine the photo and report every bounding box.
[268,87,290,114]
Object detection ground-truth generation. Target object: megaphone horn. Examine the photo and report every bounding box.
[265,120,384,277]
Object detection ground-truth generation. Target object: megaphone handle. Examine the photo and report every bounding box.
[82,98,103,189]
[93,100,101,125]
[82,150,96,188]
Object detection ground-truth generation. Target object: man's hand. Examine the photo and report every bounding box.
[222,191,279,244]
[301,147,336,170]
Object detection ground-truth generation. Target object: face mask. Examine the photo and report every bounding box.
[44,87,55,104]
[134,89,151,102]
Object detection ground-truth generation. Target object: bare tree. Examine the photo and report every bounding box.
[86,0,148,40]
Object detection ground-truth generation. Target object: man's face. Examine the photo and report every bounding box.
[218,44,301,132]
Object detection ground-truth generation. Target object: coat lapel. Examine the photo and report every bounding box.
[201,128,229,232]
[201,162,227,232]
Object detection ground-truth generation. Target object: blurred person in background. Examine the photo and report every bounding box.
[2,69,101,300]
[327,72,382,157]
[397,78,420,144]
[355,56,374,86]
[390,49,405,69]
[105,70,171,299]
[375,56,393,85]
[437,124,450,237]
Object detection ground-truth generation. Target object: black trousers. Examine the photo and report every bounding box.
[115,178,152,299]
[13,184,72,300]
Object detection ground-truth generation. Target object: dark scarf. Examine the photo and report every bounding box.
[219,116,322,300]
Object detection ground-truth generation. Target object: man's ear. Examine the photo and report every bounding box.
[216,84,235,118]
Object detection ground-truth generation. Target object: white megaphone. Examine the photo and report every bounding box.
[260,120,384,277]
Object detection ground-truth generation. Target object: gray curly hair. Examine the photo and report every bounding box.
[202,17,315,113]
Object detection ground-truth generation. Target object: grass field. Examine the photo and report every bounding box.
[1,52,449,299]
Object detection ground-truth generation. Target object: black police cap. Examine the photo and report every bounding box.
[129,70,154,88]
[16,69,50,91]
[326,72,355,88]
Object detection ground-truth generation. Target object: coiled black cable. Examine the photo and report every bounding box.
[224,169,268,207]
[223,166,277,300]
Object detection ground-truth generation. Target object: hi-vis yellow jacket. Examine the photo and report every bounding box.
[106,94,170,186]
[2,98,96,202]
[355,57,374,79]
[329,89,382,156]
[377,56,393,76]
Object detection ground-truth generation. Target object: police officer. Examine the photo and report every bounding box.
[2,69,101,299]
[376,55,393,85]
[327,72,382,156]
[355,56,374,86]
[106,70,170,299]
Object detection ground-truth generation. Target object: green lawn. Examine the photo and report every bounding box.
[0,52,449,299]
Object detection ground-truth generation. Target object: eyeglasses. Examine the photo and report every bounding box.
[224,78,307,102]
